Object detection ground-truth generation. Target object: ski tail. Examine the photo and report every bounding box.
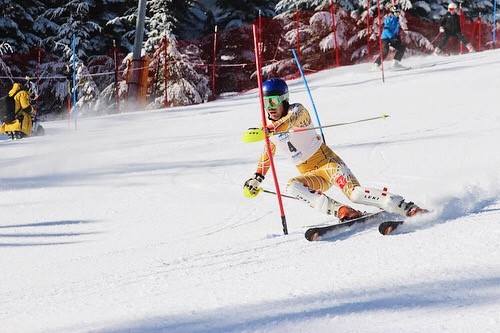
[378,221,404,235]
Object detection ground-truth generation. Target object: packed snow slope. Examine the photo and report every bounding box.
[1,50,500,333]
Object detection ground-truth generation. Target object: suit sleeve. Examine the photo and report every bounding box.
[256,141,276,176]
[18,91,32,113]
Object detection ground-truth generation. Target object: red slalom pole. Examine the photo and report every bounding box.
[366,0,371,58]
[35,46,41,114]
[212,26,218,96]
[163,35,168,107]
[330,0,339,67]
[477,15,482,51]
[376,0,385,82]
[252,24,288,235]
[295,9,301,63]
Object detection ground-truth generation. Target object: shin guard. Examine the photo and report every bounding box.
[286,181,343,216]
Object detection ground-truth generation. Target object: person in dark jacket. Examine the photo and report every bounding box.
[435,2,475,54]
[371,6,407,71]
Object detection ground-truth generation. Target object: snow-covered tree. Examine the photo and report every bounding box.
[0,0,44,52]
[276,0,356,13]
[100,0,137,52]
[146,36,211,107]
[139,0,211,107]
[348,0,434,62]
[215,0,278,28]
[263,1,357,77]
[0,43,14,89]
[41,0,103,61]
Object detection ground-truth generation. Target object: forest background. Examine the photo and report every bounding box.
[0,0,498,117]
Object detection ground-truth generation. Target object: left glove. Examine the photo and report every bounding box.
[243,173,265,198]
[439,27,445,33]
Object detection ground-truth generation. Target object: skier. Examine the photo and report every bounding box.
[0,82,34,139]
[434,2,475,54]
[243,78,427,222]
[371,6,407,71]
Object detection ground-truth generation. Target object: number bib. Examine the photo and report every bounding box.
[270,123,323,165]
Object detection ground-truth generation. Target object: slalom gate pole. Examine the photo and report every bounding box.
[494,0,497,47]
[212,26,218,96]
[330,0,340,67]
[459,5,464,54]
[376,0,385,82]
[295,8,300,63]
[366,0,371,58]
[252,24,288,235]
[36,46,41,114]
[163,35,168,108]
[291,49,326,144]
[113,40,120,113]
[477,16,482,51]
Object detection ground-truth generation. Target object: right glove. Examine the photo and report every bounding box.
[243,173,265,198]
[439,27,444,33]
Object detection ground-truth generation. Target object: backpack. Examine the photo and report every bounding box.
[0,92,18,123]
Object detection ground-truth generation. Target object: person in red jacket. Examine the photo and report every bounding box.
[434,2,475,54]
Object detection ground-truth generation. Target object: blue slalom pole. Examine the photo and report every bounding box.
[72,34,78,130]
[291,49,326,143]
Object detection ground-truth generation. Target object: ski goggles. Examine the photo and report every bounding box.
[263,93,288,110]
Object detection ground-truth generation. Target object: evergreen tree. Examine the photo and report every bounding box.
[348,0,433,62]
[276,0,356,13]
[0,0,44,52]
[42,0,103,61]
[100,0,137,52]
[37,0,102,114]
[215,0,278,28]
[125,0,212,107]
[0,43,14,91]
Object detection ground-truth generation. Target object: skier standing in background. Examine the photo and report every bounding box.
[434,2,475,54]
[371,6,407,71]
[243,78,427,221]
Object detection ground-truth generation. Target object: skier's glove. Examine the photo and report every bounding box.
[439,27,444,33]
[243,173,265,198]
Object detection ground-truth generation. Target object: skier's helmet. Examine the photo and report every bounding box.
[448,2,457,11]
[391,6,401,14]
[262,78,289,110]
[263,78,288,98]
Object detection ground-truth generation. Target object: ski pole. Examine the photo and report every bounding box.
[430,31,443,45]
[243,114,389,143]
[261,188,296,199]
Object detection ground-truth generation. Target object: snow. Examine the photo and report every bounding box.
[1,50,500,332]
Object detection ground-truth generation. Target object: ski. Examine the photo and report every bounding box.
[407,63,437,70]
[390,63,436,71]
[305,211,396,241]
[378,221,404,235]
